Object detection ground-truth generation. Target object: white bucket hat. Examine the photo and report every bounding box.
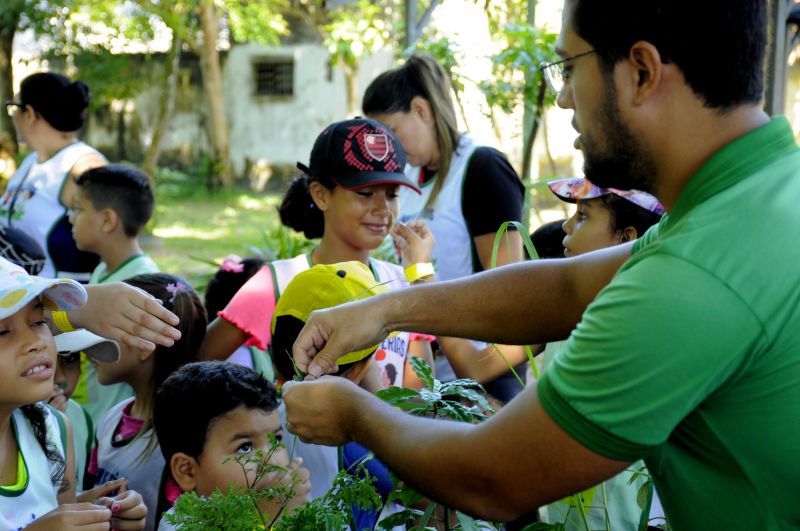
[0,257,86,320]
[54,329,120,363]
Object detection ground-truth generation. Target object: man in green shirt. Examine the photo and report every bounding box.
[280,1,800,529]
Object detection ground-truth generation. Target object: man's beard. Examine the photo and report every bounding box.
[582,77,657,194]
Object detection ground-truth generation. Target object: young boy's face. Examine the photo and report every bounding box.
[0,299,58,407]
[193,406,295,510]
[561,198,623,257]
[68,188,105,254]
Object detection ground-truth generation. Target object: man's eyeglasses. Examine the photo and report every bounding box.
[541,50,597,95]
[4,101,25,118]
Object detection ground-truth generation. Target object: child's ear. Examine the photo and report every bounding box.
[309,181,330,212]
[620,226,639,243]
[170,453,199,492]
[410,96,434,124]
[100,208,119,234]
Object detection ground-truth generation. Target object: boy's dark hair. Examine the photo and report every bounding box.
[570,0,766,110]
[204,257,266,318]
[75,164,155,237]
[154,361,278,463]
[122,273,207,435]
[529,220,566,259]
[601,195,663,237]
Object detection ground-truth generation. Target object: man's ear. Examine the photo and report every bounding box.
[100,208,119,234]
[309,180,330,212]
[410,96,434,124]
[626,41,664,105]
[619,226,638,243]
[170,452,199,493]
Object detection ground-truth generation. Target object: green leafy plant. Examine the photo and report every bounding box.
[375,357,496,529]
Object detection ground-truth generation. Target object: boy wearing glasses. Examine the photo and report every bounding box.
[67,163,160,426]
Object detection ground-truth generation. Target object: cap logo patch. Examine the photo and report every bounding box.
[364,133,389,161]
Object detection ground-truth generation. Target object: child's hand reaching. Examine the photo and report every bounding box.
[77,477,128,503]
[94,488,148,530]
[392,220,435,268]
[23,503,112,530]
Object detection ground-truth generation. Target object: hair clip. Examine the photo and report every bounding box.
[165,282,188,304]
[221,254,244,273]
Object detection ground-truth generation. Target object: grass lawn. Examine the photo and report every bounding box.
[143,186,289,290]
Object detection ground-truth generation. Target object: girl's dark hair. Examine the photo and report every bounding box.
[122,273,207,457]
[601,195,663,237]
[154,361,278,463]
[204,257,266,318]
[278,173,335,239]
[20,72,90,132]
[20,403,68,493]
[363,53,460,209]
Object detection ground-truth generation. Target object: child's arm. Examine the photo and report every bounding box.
[59,282,181,352]
[199,316,249,361]
[402,339,435,391]
[436,339,532,384]
[24,503,112,530]
[55,409,77,504]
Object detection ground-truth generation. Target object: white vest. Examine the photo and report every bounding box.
[399,135,480,282]
[94,397,164,531]
[0,142,103,278]
[0,407,65,530]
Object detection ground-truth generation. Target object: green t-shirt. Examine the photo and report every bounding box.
[538,117,800,530]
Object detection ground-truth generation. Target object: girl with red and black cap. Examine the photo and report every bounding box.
[1,72,106,280]
[199,117,436,394]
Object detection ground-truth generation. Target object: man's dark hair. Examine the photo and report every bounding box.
[75,164,154,237]
[570,0,766,110]
[154,361,279,463]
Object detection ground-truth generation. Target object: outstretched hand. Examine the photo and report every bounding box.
[291,297,391,379]
[69,282,181,352]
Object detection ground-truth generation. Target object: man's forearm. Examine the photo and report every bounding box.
[383,243,631,345]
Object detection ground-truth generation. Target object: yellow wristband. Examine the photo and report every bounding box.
[404,262,435,283]
[52,311,76,332]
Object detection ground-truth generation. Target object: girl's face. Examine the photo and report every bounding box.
[92,341,150,387]
[561,198,624,257]
[370,97,439,169]
[54,351,82,398]
[313,183,400,252]
[0,299,58,408]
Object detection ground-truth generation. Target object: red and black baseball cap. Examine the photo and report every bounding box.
[297,118,421,194]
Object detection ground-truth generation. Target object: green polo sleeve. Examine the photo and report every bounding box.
[537,252,766,461]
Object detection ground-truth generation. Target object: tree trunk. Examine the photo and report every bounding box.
[343,63,358,117]
[520,78,546,231]
[142,35,181,178]
[0,11,20,156]
[198,0,233,187]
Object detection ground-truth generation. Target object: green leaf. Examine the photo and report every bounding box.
[377,508,426,529]
[409,355,435,389]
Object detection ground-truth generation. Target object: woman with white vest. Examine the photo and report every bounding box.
[1,72,106,280]
[363,53,529,403]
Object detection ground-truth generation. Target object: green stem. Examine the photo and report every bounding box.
[574,491,592,531]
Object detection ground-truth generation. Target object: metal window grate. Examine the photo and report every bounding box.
[253,59,294,97]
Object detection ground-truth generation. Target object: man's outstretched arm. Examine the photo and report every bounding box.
[294,242,632,377]
[283,378,630,521]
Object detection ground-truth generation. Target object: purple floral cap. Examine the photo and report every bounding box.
[547,177,665,216]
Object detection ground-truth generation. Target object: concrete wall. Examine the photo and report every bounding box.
[81,43,394,183]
